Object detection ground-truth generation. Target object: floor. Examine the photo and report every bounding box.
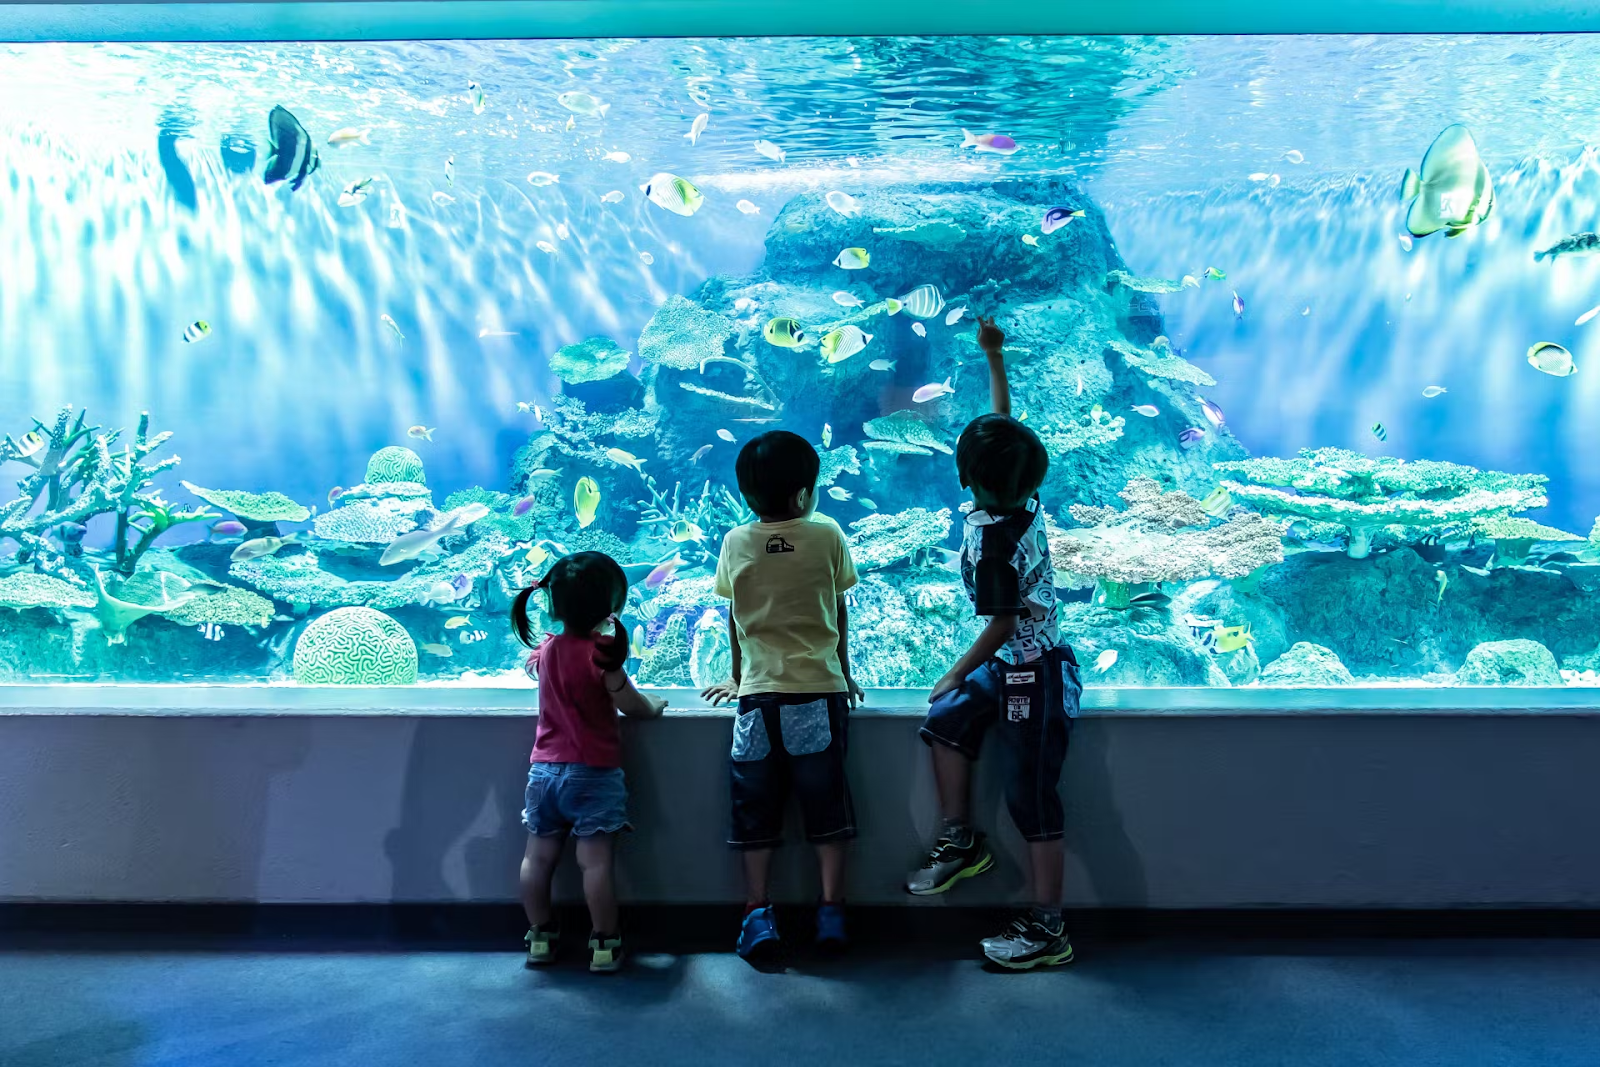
[5,935,1600,1067]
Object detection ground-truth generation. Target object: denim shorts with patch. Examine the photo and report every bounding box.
[919,646,1080,842]
[729,692,855,850]
[522,762,631,838]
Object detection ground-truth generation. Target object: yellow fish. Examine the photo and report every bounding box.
[669,519,704,542]
[445,616,472,630]
[1212,623,1252,654]
[574,477,601,528]
[764,317,806,348]
[833,247,870,270]
[525,544,552,569]
[1199,487,1232,518]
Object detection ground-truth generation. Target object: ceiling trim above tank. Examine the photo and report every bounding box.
[0,0,1596,43]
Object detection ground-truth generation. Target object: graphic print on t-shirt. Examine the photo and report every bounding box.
[961,497,1062,665]
[766,535,795,554]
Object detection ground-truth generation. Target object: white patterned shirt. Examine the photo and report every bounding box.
[960,496,1062,665]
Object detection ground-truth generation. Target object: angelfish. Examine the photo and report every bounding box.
[262,105,321,192]
[379,503,490,566]
[1399,124,1494,239]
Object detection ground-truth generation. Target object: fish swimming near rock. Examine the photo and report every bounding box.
[208,520,247,539]
[14,431,44,458]
[1534,232,1600,262]
[833,247,870,270]
[912,378,954,403]
[869,359,896,372]
[1200,397,1226,428]
[1022,234,1039,247]
[821,423,832,449]
[1178,427,1205,448]
[670,519,704,543]
[1212,623,1252,654]
[1131,404,1159,418]
[717,429,736,442]
[421,643,453,658]
[1041,206,1085,233]
[527,467,561,482]
[826,191,861,217]
[961,129,1019,155]
[182,320,211,343]
[821,325,872,363]
[468,80,486,114]
[641,173,704,216]
[859,498,878,510]
[1399,123,1494,239]
[407,425,434,442]
[901,284,946,319]
[827,486,852,501]
[426,580,460,604]
[1436,569,1449,603]
[1528,341,1577,377]
[605,447,646,472]
[1199,487,1232,519]
[379,503,490,566]
[263,105,320,191]
[557,91,609,117]
[644,557,684,590]
[737,200,761,214]
[945,307,968,326]
[764,318,807,348]
[1095,649,1118,673]
[197,622,225,641]
[327,126,370,147]
[445,616,472,630]
[512,497,536,517]
[231,534,296,562]
[832,291,864,308]
[690,444,713,463]
[753,139,786,162]
[685,112,709,145]
[574,477,602,528]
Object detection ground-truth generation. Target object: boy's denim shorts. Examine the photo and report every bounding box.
[919,646,1081,842]
[728,692,856,850]
[522,762,631,838]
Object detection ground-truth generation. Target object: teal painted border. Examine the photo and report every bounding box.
[0,0,1596,43]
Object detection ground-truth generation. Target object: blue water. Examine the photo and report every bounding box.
[3,33,1600,687]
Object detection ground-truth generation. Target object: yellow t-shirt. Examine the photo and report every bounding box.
[714,513,859,696]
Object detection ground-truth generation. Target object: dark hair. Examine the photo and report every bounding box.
[511,550,628,647]
[735,430,820,517]
[956,413,1049,512]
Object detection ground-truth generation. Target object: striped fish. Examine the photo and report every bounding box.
[901,284,946,319]
[263,106,320,192]
[640,172,704,216]
[1371,422,1387,442]
[182,320,211,343]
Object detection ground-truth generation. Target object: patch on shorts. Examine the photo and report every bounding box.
[732,707,772,761]
[1005,671,1035,685]
[779,699,832,756]
[1007,695,1031,722]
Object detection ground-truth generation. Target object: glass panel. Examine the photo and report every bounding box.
[0,34,1591,690]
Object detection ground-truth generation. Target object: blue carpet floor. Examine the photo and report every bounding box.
[4,939,1600,1066]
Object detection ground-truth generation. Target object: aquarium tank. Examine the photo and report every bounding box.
[3,33,1600,690]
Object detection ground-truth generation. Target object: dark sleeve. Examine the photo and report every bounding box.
[974,524,1025,616]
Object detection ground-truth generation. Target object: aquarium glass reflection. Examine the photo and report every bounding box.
[3,33,1600,689]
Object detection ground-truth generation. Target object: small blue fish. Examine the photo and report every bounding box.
[1232,290,1245,319]
[1371,422,1388,442]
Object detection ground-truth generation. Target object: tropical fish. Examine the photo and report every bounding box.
[912,378,954,403]
[1435,569,1449,603]
[632,625,645,650]
[431,191,455,206]
[753,139,786,162]
[1095,649,1118,673]
[827,486,852,501]
[513,497,536,517]
[1041,206,1085,234]
[669,519,704,543]
[832,291,864,308]
[601,190,626,204]
[1212,623,1252,654]
[381,314,404,340]
[1535,232,1600,262]
[263,105,320,191]
[1199,487,1232,518]
[605,447,646,472]
[525,544,553,569]
[911,322,927,338]
[1422,386,1447,398]
[641,173,704,216]
[537,241,557,255]
[231,534,295,562]
[1578,305,1600,327]
[821,423,832,449]
[557,91,608,116]
[210,520,247,538]
[1200,397,1226,428]
[1178,427,1205,448]
[685,112,709,144]
[717,429,736,442]
[444,156,454,186]
[821,325,872,363]
[1398,232,1414,252]
[327,126,370,147]
[639,252,654,265]
[1203,267,1226,281]
[869,359,896,372]
[1528,341,1577,377]
[421,643,453,658]
[1232,290,1245,319]
[468,80,486,114]
[962,129,1019,155]
[1371,422,1388,442]
[860,498,878,510]
[1022,234,1039,247]
[1399,124,1494,239]
[764,317,807,348]
[328,486,346,506]
[902,284,945,319]
[528,468,562,481]
[690,444,713,463]
[826,191,861,217]
[526,171,561,187]
[459,630,488,645]
[1131,404,1159,417]
[197,622,225,641]
[182,320,211,343]
[407,425,434,442]
[574,477,601,528]
[884,299,903,315]
[426,580,459,604]
[644,557,684,589]
[833,247,870,270]
[380,503,490,566]
[737,200,761,214]
[945,307,968,326]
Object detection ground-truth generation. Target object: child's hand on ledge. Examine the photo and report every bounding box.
[700,680,739,707]
[642,693,668,717]
[847,676,865,708]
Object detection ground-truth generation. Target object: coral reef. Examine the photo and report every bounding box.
[165,583,276,628]
[688,607,731,689]
[1108,337,1216,388]
[549,337,631,384]
[846,573,984,688]
[817,446,861,488]
[636,614,692,686]
[292,606,419,685]
[638,294,735,371]
[1456,639,1561,686]
[636,476,750,567]
[1259,642,1355,687]
[366,446,426,486]
[847,508,953,571]
[1467,515,1582,564]
[0,571,95,611]
[180,481,310,525]
[314,497,429,543]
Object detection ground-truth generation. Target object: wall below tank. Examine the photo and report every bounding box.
[2,697,1600,907]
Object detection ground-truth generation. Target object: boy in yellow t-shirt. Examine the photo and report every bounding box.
[701,430,863,964]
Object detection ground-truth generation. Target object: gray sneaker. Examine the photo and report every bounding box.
[905,832,993,895]
[981,912,1074,970]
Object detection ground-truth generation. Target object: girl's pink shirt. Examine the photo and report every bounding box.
[527,633,621,767]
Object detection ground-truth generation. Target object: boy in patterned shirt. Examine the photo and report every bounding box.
[904,315,1083,970]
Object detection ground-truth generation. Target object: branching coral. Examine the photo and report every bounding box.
[847,508,953,571]
[638,294,734,371]
[637,476,751,567]
[1056,477,1285,608]
[116,494,215,576]
[1107,336,1216,388]
[1214,448,1548,559]
[515,395,661,476]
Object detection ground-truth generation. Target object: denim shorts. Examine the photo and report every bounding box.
[522,762,631,838]
[729,692,855,850]
[919,646,1081,842]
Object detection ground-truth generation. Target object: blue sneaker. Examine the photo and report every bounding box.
[737,905,780,963]
[815,903,847,953]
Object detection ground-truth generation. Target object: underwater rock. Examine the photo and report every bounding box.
[180,481,310,525]
[1061,601,1229,688]
[1108,336,1216,388]
[846,573,984,688]
[846,507,953,571]
[638,294,735,371]
[340,481,431,502]
[636,613,692,686]
[1168,578,1290,667]
[1456,639,1561,686]
[688,607,731,689]
[292,605,418,685]
[1216,644,1261,686]
[1105,269,1188,294]
[1258,642,1354,687]
[365,446,427,486]
[549,336,632,385]
[870,220,968,247]
[314,498,430,543]
[0,572,96,611]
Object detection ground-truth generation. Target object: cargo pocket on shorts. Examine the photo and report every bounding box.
[731,707,772,762]
[779,699,832,756]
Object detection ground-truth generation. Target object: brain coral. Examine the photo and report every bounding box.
[292,606,418,685]
[365,446,426,486]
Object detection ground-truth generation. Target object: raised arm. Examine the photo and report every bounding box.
[976,315,1009,416]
